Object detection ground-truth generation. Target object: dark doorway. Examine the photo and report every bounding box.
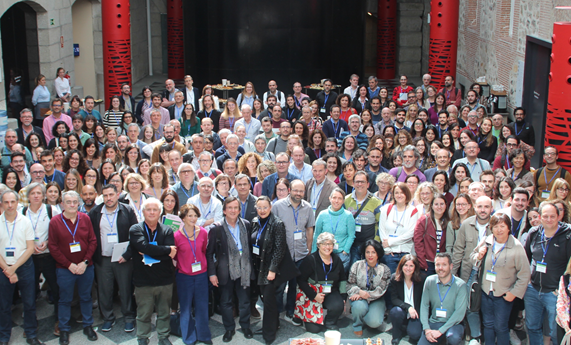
[522,35,551,167]
[1,2,40,118]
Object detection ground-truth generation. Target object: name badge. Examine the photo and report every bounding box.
[399,93,408,101]
[389,234,398,238]
[252,245,260,255]
[320,108,326,113]
[69,242,81,253]
[294,230,303,240]
[34,237,40,242]
[355,224,361,232]
[322,284,332,293]
[239,249,243,256]
[312,207,317,214]
[107,233,118,243]
[191,262,202,273]
[486,270,497,282]
[541,191,551,199]
[537,261,547,273]
[435,308,447,318]
[5,247,15,257]
[334,241,339,250]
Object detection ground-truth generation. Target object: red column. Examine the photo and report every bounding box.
[545,22,571,168]
[377,0,397,80]
[428,0,459,89]
[167,0,185,80]
[101,0,132,105]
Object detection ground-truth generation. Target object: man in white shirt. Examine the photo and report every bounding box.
[452,141,491,181]
[187,177,223,230]
[262,80,286,108]
[288,146,313,183]
[344,74,360,100]
[234,104,261,141]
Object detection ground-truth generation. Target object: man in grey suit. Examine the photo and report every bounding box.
[304,160,338,217]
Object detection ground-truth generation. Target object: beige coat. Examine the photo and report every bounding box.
[470,234,531,298]
[451,215,492,281]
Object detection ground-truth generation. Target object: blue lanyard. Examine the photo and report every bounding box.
[61,213,80,242]
[4,215,17,246]
[292,203,301,228]
[241,201,247,218]
[105,208,118,230]
[505,155,511,169]
[437,276,455,308]
[540,226,560,260]
[366,263,377,289]
[322,94,330,109]
[132,194,143,219]
[249,177,257,190]
[331,119,340,136]
[229,117,235,132]
[315,149,321,159]
[182,226,198,262]
[393,208,407,234]
[514,122,524,136]
[45,173,56,183]
[490,238,506,269]
[181,184,195,199]
[329,212,340,236]
[294,95,301,107]
[199,199,212,219]
[227,222,242,250]
[144,223,158,242]
[205,110,213,118]
[287,108,294,120]
[511,217,523,236]
[186,120,191,134]
[543,167,561,191]
[312,183,325,208]
[255,219,269,246]
[322,257,333,281]
[152,187,163,198]
[28,208,42,233]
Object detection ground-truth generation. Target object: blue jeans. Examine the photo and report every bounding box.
[524,283,558,345]
[481,291,513,345]
[389,306,423,342]
[176,271,211,344]
[0,258,36,342]
[277,259,303,315]
[349,243,363,269]
[418,322,464,345]
[384,252,407,274]
[57,265,94,331]
[425,261,435,276]
[338,251,351,274]
[351,298,386,332]
[465,268,481,338]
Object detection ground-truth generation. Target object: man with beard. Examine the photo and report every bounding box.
[365,147,390,173]
[151,124,187,163]
[389,145,427,182]
[462,110,480,137]
[117,83,139,123]
[479,170,495,199]
[492,135,531,171]
[322,105,348,140]
[315,79,338,120]
[465,90,482,111]
[143,93,170,126]
[451,196,493,345]
[393,108,410,133]
[80,185,97,213]
[40,150,65,190]
[438,75,462,108]
[533,146,571,202]
[508,107,535,147]
[419,253,467,345]
[16,108,46,146]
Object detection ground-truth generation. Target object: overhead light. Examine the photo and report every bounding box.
[367,12,372,16]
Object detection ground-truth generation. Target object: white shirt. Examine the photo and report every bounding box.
[310,180,326,209]
[344,85,358,100]
[54,77,71,98]
[185,88,195,108]
[378,204,420,254]
[288,163,313,183]
[100,206,119,257]
[187,195,223,231]
[22,204,61,254]
[0,214,34,265]
[126,193,148,222]
[234,117,261,141]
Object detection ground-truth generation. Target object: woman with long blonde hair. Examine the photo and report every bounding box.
[218,98,242,132]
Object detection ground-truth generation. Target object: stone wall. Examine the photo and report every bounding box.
[396,0,425,77]
[131,0,149,83]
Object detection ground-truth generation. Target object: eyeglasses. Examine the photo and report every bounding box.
[128,182,141,186]
[255,206,270,211]
[276,161,288,165]
[179,170,193,174]
[545,152,557,157]
[354,181,367,185]
[558,188,569,192]
[31,171,44,175]
[320,242,335,247]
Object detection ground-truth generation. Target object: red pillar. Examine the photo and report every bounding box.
[377,0,397,80]
[167,0,185,80]
[545,22,571,168]
[428,0,459,89]
[101,0,132,105]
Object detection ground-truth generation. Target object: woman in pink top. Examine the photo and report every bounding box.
[174,204,211,344]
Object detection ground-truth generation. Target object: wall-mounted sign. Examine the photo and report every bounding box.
[73,44,80,57]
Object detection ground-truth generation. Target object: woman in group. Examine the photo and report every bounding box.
[496,125,536,161]
[338,161,357,195]
[360,110,376,133]
[67,132,83,152]
[54,68,71,102]
[450,129,477,163]
[117,111,136,136]
[25,132,44,163]
[63,169,84,194]
[103,95,125,129]
[284,95,301,123]
[105,127,119,147]
[362,124,376,140]
[46,182,63,212]
[101,143,122,170]
[47,121,70,149]
[404,104,419,128]
[67,96,83,118]
[378,183,420,273]
[32,74,50,125]
[471,213,530,345]
[447,193,475,251]
[494,177,516,211]
[430,141,445,159]
[272,178,290,204]
[424,125,438,145]
[293,121,309,148]
[218,98,241,132]
[63,149,89,176]
[338,135,356,162]
[413,137,434,172]
[252,98,264,118]
[324,153,342,184]
[238,152,262,190]
[119,166,135,181]
[94,124,107,150]
[53,147,66,172]
[427,93,446,125]
[253,135,275,162]
[198,85,220,111]
[440,132,456,155]
[309,100,324,126]
[180,104,201,140]
[2,168,22,192]
[137,159,151,181]
[305,129,326,163]
[83,167,100,194]
[138,125,155,145]
[122,144,141,171]
[417,108,430,126]
[403,175,419,201]
[557,258,571,343]
[253,161,276,197]
[393,130,413,154]
[143,163,169,198]
[413,182,437,215]
[477,118,498,162]
[410,119,426,139]
[120,173,150,222]
[388,255,425,345]
[415,86,427,110]
[432,171,455,206]
[375,173,396,208]
[425,85,437,110]
[299,105,322,133]
[174,203,211,345]
[547,178,571,204]
[250,196,296,344]
[449,163,470,196]
[297,232,347,333]
[413,195,451,274]
[505,148,533,186]
[214,174,232,203]
[347,239,391,337]
[98,159,117,186]
[135,86,153,121]
[336,94,356,123]
[384,132,395,155]
[312,188,356,272]
[236,81,257,108]
[448,123,461,150]
[352,85,371,114]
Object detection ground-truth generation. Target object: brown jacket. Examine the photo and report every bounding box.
[451,215,492,281]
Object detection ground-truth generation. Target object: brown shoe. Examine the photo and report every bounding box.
[354,331,363,337]
[54,322,60,337]
[251,305,261,319]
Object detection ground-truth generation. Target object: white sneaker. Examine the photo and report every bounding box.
[510,330,522,345]
[468,340,480,345]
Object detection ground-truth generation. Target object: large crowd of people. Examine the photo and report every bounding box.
[1,72,570,345]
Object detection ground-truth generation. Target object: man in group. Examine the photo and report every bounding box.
[257,95,279,121]
[216,134,242,170]
[392,75,414,107]
[269,104,288,129]
[200,117,221,149]
[11,152,31,187]
[339,114,368,150]
[351,150,378,193]
[491,114,504,145]
[167,150,183,185]
[439,75,462,107]
[479,170,495,198]
[344,74,359,100]
[80,185,97,213]
[492,135,531,171]
[325,138,340,157]
[262,153,296,197]
[223,160,238,195]
[197,95,222,133]
[48,191,98,344]
[206,197,254,342]
[435,110,449,138]
[467,182,486,203]
[389,146,427,182]
[170,163,199,206]
[167,91,185,121]
[447,105,465,127]
[129,198,176,345]
[17,108,46,146]
[40,150,65,189]
[89,184,138,333]
[322,105,348,139]
[151,124,187,163]
[116,135,130,157]
[234,104,261,141]
[272,179,315,323]
[182,75,201,111]
[304,160,338,217]
[368,76,380,99]
[235,174,258,223]
[288,146,313,183]
[534,146,571,202]
[403,89,417,110]
[43,99,73,142]
[143,93,170,126]
[392,108,409,134]
[71,115,91,144]
[452,196,493,345]
[465,90,482,111]
[161,79,178,108]
[421,73,431,93]
[316,79,338,120]
[187,177,224,230]
[424,149,452,182]
[377,106,394,132]
[292,82,309,109]
[344,171,382,266]
[366,147,389,174]
[78,96,102,121]
[195,151,221,180]
[498,187,530,240]
[259,116,278,143]
[419,253,467,345]
[24,183,61,337]
[183,134,207,169]
[462,110,480,136]
[452,141,491,181]
[263,80,286,108]
[18,163,45,206]
[509,107,535,147]
[127,124,148,158]
[266,121,291,155]
[0,190,44,345]
[1,129,33,173]
[118,83,138,123]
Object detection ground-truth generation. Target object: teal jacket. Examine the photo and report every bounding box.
[312,206,356,254]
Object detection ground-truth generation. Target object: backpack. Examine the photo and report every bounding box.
[23,205,53,219]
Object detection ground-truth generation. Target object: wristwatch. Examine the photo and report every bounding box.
[84,260,89,265]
